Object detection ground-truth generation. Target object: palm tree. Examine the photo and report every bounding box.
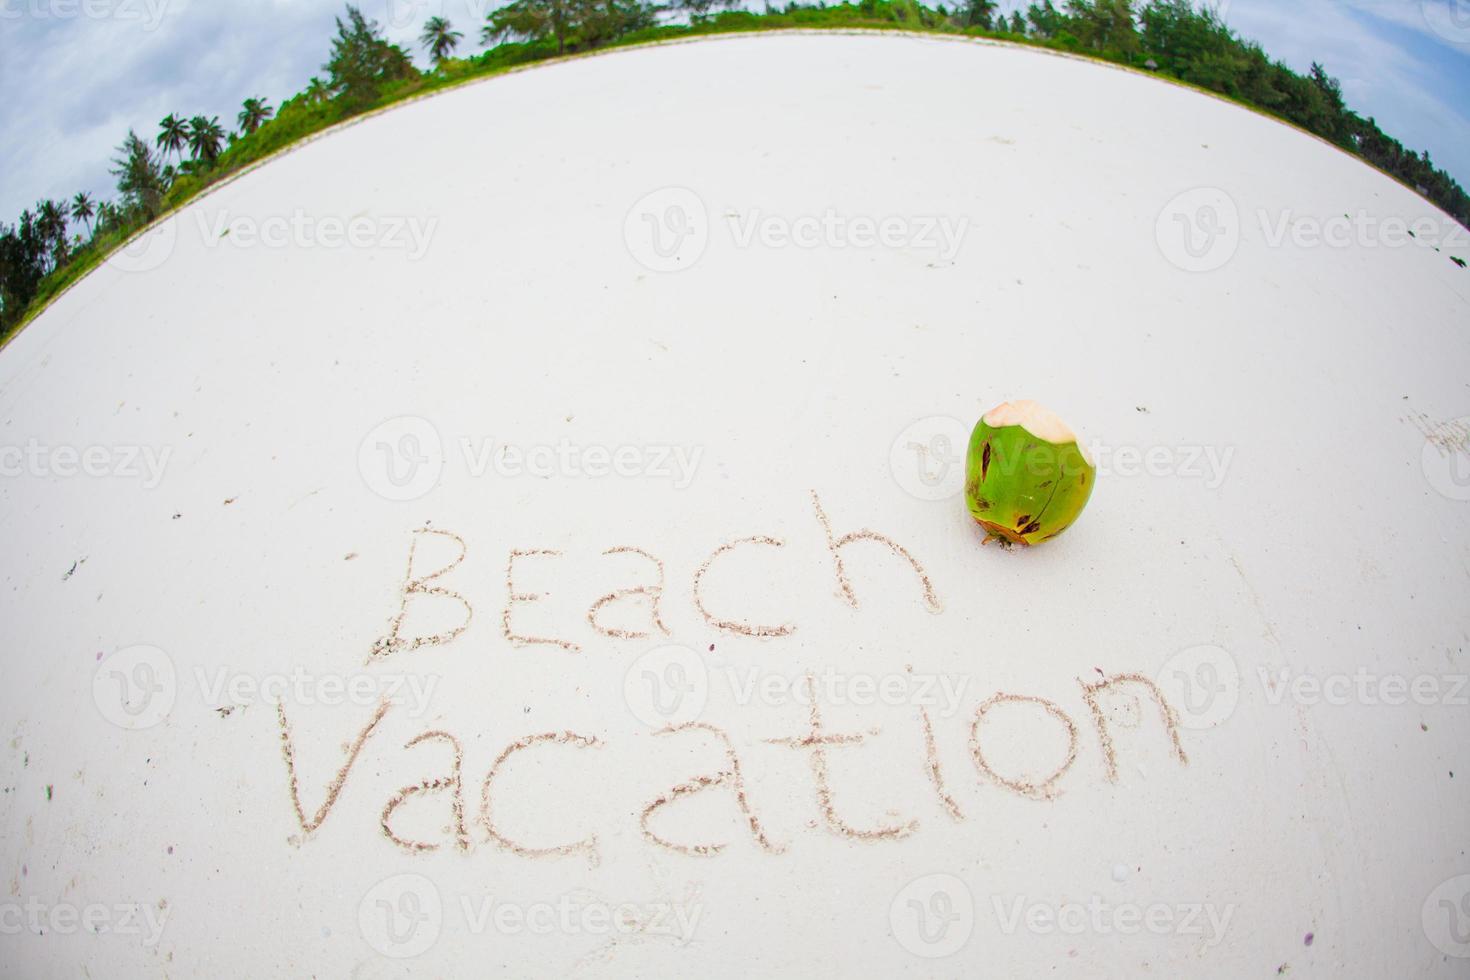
[237,97,275,135]
[157,114,189,162]
[953,0,997,28]
[420,16,463,65]
[186,116,226,165]
[70,192,95,238]
[304,76,328,104]
[35,199,69,271]
[94,201,120,235]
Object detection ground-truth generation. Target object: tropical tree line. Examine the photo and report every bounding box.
[3,0,1467,337]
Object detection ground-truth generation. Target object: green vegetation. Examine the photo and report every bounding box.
[3,0,1467,344]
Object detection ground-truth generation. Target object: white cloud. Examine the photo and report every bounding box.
[1221,0,1470,181]
[1338,0,1470,53]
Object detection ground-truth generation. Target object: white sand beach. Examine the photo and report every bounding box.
[1,31,1468,977]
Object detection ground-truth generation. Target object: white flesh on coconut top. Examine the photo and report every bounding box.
[983,400,1095,465]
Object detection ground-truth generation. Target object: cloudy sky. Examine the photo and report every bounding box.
[2,0,1469,223]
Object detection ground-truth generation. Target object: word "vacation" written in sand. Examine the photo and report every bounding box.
[274,491,1194,860]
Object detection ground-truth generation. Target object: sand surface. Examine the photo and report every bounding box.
[1,32,1468,977]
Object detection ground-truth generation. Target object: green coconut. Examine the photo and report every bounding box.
[965,400,1095,546]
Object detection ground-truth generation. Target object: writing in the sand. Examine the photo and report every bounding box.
[276,491,1192,859]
